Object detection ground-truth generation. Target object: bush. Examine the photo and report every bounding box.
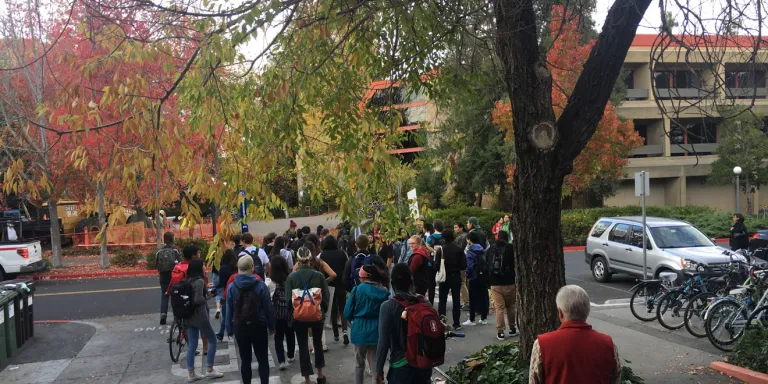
[429,206,506,232]
[110,249,144,267]
[444,342,644,384]
[145,249,157,270]
[729,328,768,374]
[175,238,212,259]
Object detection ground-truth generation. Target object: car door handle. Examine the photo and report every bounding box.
[602,243,609,246]
[625,248,632,252]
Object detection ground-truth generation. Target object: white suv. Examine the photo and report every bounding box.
[585,216,737,282]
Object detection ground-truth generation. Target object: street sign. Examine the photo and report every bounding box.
[634,172,650,197]
[240,190,249,233]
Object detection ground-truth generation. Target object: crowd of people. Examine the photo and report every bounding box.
[155,214,622,384]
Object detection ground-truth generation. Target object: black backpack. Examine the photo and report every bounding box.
[475,250,487,278]
[234,283,264,327]
[155,246,179,273]
[241,249,265,279]
[489,244,508,277]
[170,279,197,319]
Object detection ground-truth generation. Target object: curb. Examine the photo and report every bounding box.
[26,270,157,281]
[564,246,585,252]
[710,362,768,384]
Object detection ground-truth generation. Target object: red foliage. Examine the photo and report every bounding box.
[492,6,643,195]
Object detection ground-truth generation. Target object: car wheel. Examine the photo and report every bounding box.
[591,257,612,282]
[0,267,5,282]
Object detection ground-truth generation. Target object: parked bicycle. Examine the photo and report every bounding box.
[704,267,768,351]
[629,271,678,322]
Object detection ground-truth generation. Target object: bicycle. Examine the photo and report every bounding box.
[683,259,752,337]
[629,271,678,322]
[431,317,465,384]
[656,272,715,330]
[704,268,768,351]
[168,317,189,363]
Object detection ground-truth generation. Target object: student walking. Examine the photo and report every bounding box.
[435,229,466,329]
[215,249,237,340]
[320,235,350,345]
[407,236,432,298]
[225,256,276,384]
[463,231,489,326]
[269,253,295,369]
[156,231,181,325]
[269,236,294,271]
[286,247,330,384]
[487,231,518,340]
[238,233,270,280]
[344,265,390,384]
[181,257,224,382]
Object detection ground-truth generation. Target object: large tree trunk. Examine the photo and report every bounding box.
[47,199,63,268]
[97,180,108,269]
[156,175,163,247]
[493,0,651,360]
[498,180,513,211]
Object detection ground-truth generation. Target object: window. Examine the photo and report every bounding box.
[630,225,647,248]
[670,122,685,145]
[634,124,648,144]
[648,226,712,248]
[609,224,630,243]
[591,220,613,238]
[669,120,718,145]
[654,71,671,89]
[725,71,766,88]
[624,71,635,89]
[654,70,701,89]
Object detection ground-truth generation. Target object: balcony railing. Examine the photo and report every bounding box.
[625,88,649,100]
[670,143,718,154]
[632,145,663,156]
[725,88,768,98]
[654,88,714,99]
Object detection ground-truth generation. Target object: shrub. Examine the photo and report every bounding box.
[443,342,644,384]
[729,328,768,374]
[429,206,506,232]
[145,249,157,270]
[109,249,144,267]
[175,238,212,259]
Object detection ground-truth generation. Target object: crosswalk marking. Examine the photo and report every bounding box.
[170,337,279,381]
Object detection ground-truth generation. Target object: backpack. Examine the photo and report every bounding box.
[489,244,508,277]
[349,253,373,290]
[241,248,265,279]
[272,282,291,321]
[476,250,487,278]
[394,295,445,369]
[155,246,178,273]
[234,283,264,327]
[292,272,323,322]
[170,279,197,319]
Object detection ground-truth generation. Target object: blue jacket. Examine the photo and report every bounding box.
[465,243,484,281]
[225,273,276,335]
[344,282,390,346]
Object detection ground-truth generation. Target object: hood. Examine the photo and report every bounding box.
[413,248,430,257]
[468,243,484,253]
[431,233,443,240]
[234,273,260,288]
[362,282,390,300]
[662,246,743,265]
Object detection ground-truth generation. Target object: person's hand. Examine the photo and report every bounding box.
[375,372,384,384]
[207,283,214,288]
[269,328,276,335]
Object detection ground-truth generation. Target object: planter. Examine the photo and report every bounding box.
[710,362,768,384]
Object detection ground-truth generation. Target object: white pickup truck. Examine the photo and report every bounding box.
[0,240,44,281]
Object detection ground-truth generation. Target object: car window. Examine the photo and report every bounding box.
[649,225,712,248]
[590,220,613,238]
[609,223,630,244]
[630,225,647,248]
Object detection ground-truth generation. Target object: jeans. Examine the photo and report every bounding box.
[354,345,376,384]
[386,364,432,384]
[159,272,172,316]
[490,285,517,332]
[294,321,325,377]
[468,278,489,322]
[216,288,226,336]
[235,326,270,384]
[274,319,295,364]
[438,273,462,327]
[330,286,348,338]
[186,321,218,373]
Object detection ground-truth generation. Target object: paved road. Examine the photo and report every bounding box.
[564,251,636,304]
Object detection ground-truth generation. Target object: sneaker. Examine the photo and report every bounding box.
[323,344,329,352]
[343,332,350,346]
[287,357,295,364]
[453,325,462,331]
[214,309,221,320]
[509,328,519,337]
[325,323,333,329]
[462,320,476,326]
[216,333,224,342]
[334,336,340,343]
[160,315,167,326]
[310,348,314,354]
[479,319,488,325]
[496,332,505,341]
[188,374,204,382]
[205,369,224,379]
[366,367,372,376]
[279,362,289,371]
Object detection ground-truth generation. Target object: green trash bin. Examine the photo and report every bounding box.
[0,292,10,369]
[1,291,17,359]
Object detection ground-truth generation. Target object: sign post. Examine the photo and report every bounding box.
[407,189,419,219]
[240,190,249,234]
[635,171,650,279]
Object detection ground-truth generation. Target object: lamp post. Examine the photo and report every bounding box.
[734,166,743,213]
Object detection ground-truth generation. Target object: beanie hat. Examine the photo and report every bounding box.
[468,217,480,228]
[290,220,297,228]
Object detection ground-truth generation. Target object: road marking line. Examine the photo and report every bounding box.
[36,286,156,297]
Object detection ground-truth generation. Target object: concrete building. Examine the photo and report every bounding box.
[605,34,768,213]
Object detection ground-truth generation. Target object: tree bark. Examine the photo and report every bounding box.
[97,180,108,269]
[47,199,63,268]
[493,0,651,360]
[156,175,162,247]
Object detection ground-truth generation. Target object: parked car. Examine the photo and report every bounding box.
[0,238,44,281]
[749,230,768,260]
[585,216,742,283]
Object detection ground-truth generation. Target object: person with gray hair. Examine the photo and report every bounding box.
[528,285,621,384]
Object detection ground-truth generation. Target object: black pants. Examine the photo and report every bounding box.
[330,287,348,338]
[274,319,295,364]
[159,272,172,316]
[468,278,489,322]
[294,321,325,377]
[438,273,462,327]
[235,326,270,384]
[387,364,432,384]
[428,281,436,308]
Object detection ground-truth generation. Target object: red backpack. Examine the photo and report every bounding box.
[394,295,446,369]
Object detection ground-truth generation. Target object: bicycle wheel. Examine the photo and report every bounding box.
[169,321,186,363]
[684,292,716,338]
[705,299,750,352]
[747,305,768,330]
[630,283,661,322]
[657,289,687,330]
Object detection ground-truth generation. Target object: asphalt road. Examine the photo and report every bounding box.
[33,251,635,321]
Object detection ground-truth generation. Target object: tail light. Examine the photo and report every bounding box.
[16,248,28,259]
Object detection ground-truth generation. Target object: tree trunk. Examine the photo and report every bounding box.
[155,175,162,247]
[498,180,513,211]
[97,180,108,269]
[47,198,63,268]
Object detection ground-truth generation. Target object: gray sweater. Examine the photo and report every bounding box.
[183,278,210,329]
[375,291,412,375]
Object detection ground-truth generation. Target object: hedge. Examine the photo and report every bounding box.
[429,205,768,246]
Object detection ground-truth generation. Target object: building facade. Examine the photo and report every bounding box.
[605,34,768,213]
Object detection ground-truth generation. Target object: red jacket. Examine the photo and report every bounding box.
[221,272,262,300]
[165,261,209,296]
[538,321,616,384]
